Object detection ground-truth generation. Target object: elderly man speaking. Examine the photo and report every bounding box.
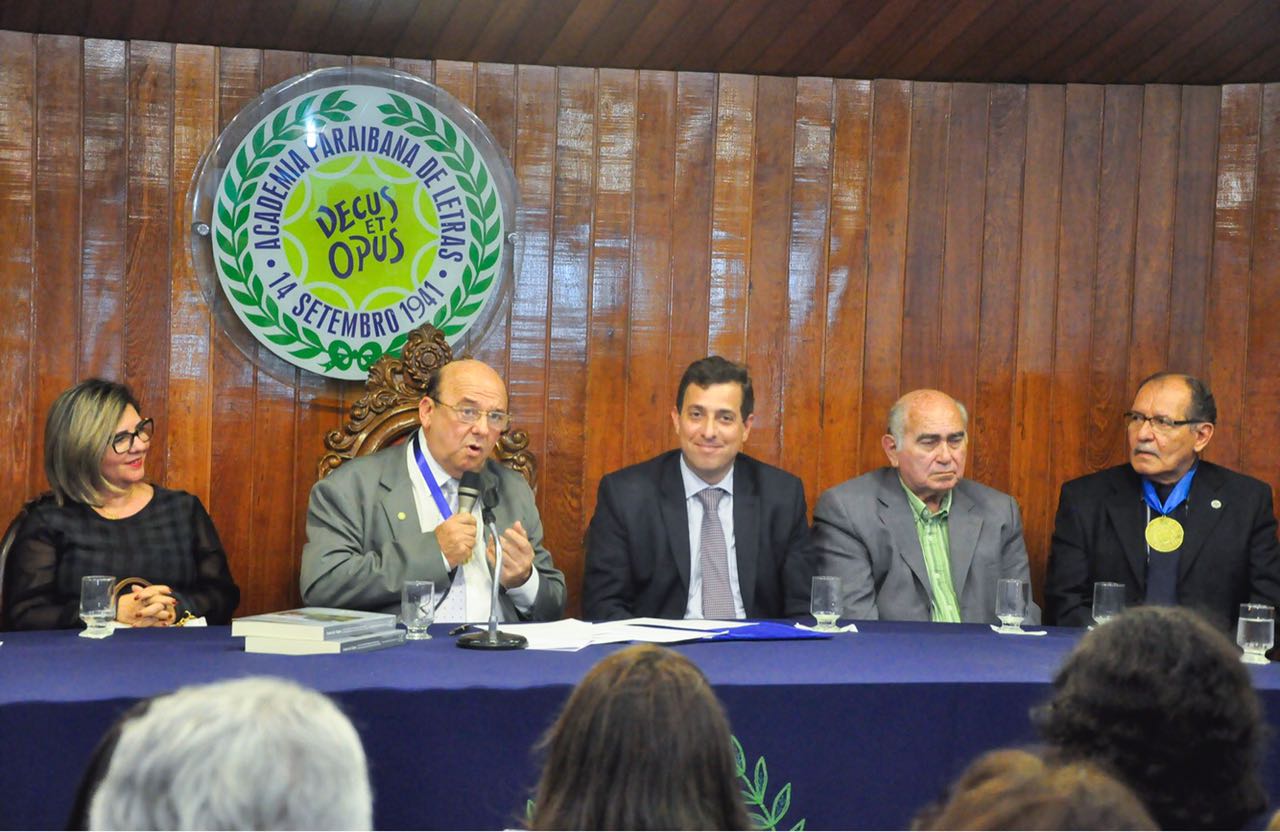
[806,389,1038,624]
[300,358,565,623]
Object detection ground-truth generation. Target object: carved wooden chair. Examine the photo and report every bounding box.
[318,324,536,488]
[0,493,46,628]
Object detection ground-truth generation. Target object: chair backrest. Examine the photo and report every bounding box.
[0,492,47,628]
[318,323,537,489]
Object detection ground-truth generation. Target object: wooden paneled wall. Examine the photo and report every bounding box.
[3,31,1278,616]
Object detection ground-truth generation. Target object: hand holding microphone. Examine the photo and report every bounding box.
[434,472,484,567]
[435,514,477,567]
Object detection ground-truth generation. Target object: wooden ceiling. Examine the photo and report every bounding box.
[2,0,1278,84]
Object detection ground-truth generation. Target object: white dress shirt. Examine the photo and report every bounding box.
[405,428,539,622]
[679,455,746,619]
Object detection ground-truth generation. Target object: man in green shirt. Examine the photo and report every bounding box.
[804,389,1039,624]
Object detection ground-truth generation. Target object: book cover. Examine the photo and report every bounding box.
[243,628,408,655]
[231,607,397,641]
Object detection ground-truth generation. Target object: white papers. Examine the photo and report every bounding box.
[496,619,595,651]
[589,624,717,645]
[620,617,753,631]
[490,618,735,651]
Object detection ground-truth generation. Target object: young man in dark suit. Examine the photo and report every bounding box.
[582,357,811,621]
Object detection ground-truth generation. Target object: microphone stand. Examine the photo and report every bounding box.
[457,515,528,650]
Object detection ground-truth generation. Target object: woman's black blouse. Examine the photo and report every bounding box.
[2,488,240,630]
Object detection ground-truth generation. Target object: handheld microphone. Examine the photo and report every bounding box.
[457,486,527,651]
[457,471,483,515]
[435,472,482,614]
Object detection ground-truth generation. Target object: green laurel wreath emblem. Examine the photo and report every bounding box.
[214,83,505,375]
[376,93,503,337]
[215,90,412,373]
[524,736,805,829]
[733,735,806,831]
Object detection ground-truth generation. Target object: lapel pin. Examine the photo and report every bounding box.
[1210,500,1222,510]
[397,511,407,520]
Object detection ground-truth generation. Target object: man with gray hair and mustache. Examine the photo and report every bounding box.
[803,389,1038,624]
[1045,371,1280,630]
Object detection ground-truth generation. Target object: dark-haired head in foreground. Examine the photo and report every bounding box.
[530,644,749,830]
[66,698,158,830]
[1034,605,1267,829]
[913,748,1155,830]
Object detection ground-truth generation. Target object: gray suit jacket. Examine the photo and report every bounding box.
[808,467,1039,624]
[299,445,565,620]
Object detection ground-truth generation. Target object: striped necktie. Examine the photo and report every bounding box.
[434,479,468,622]
[697,487,736,619]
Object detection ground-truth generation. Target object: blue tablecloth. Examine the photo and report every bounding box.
[1,621,1277,829]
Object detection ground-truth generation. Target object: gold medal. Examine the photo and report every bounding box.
[1145,515,1184,553]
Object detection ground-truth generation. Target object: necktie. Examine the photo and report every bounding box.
[1145,502,1181,607]
[697,487,736,619]
[434,479,469,622]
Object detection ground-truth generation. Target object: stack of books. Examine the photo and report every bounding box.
[231,607,405,655]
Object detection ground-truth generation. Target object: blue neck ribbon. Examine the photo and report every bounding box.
[1141,464,1198,516]
[412,432,452,520]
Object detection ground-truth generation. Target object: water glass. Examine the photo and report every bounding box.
[810,576,842,632]
[401,580,435,640]
[1238,603,1274,665]
[995,578,1028,633]
[79,575,116,639]
[1091,582,1125,627]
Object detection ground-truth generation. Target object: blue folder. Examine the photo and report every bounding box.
[700,620,835,642]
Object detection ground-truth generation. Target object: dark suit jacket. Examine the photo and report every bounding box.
[582,450,810,621]
[1045,461,1280,629]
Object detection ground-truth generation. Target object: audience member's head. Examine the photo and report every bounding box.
[1034,605,1267,829]
[88,676,372,831]
[530,644,749,830]
[913,748,1156,830]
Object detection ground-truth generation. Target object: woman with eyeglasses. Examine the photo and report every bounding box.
[2,379,239,630]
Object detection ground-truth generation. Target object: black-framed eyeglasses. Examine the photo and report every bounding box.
[1122,411,1204,434]
[435,401,511,431]
[110,418,154,454]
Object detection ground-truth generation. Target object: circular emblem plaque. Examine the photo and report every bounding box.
[189,67,516,380]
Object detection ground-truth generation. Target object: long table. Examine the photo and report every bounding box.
[2,621,1278,830]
